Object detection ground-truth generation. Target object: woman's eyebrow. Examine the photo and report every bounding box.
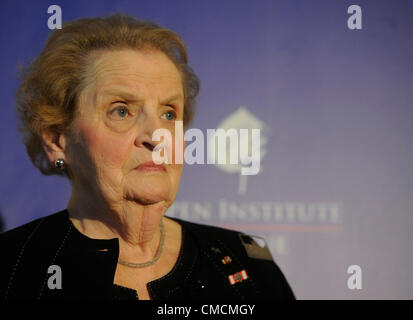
[99,89,183,106]
[160,93,184,105]
[101,89,144,102]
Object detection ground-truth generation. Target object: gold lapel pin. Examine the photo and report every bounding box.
[221,256,232,265]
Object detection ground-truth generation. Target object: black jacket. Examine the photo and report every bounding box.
[0,210,295,300]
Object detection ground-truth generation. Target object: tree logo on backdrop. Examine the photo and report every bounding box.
[207,106,270,195]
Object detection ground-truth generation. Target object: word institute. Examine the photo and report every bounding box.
[152,121,261,175]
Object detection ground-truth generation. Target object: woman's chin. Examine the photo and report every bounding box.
[124,181,171,205]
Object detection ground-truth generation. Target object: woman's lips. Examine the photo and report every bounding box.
[135,161,166,172]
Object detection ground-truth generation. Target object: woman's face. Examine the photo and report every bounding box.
[64,49,185,210]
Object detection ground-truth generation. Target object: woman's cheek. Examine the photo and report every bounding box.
[82,124,130,169]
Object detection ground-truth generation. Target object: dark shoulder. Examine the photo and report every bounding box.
[0,210,69,272]
[0,210,73,299]
[0,217,46,264]
[0,211,66,247]
[1,216,43,244]
[169,216,264,260]
[169,217,296,300]
[170,217,243,249]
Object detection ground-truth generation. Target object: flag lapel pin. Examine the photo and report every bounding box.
[228,270,248,285]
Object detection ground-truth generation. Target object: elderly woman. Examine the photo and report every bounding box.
[0,14,294,300]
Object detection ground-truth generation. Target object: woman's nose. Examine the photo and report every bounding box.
[142,141,155,152]
[134,113,163,152]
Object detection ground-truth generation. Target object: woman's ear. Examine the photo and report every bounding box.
[41,127,67,164]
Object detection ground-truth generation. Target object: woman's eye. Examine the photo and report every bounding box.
[110,106,130,119]
[162,110,176,121]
